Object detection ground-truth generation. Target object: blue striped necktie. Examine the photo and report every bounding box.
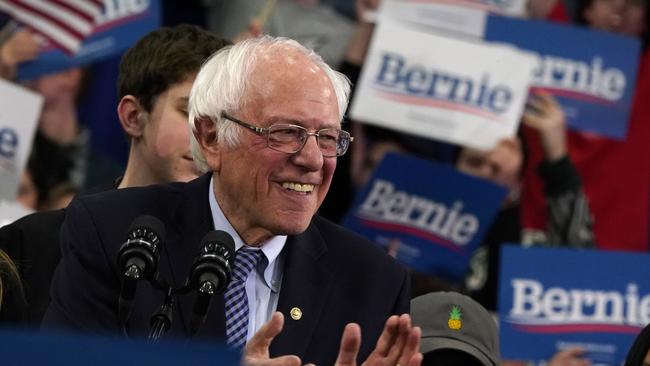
[224,246,262,348]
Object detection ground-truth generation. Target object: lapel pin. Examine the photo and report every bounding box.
[290,307,302,320]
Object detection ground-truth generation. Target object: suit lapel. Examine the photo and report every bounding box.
[160,173,227,340]
[269,221,335,359]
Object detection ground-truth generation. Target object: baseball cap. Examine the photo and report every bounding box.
[411,291,499,366]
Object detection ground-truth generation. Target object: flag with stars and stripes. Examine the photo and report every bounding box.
[0,0,103,54]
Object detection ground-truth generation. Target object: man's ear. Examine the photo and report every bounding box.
[194,117,221,171]
[118,95,146,139]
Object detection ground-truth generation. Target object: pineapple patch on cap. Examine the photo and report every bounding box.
[447,305,462,330]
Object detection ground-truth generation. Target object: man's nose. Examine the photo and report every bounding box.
[292,134,324,170]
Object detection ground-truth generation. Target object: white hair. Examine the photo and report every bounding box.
[188,36,351,173]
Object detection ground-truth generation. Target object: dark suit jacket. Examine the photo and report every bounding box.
[43,173,410,365]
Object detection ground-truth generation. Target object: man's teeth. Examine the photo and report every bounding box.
[281,182,315,192]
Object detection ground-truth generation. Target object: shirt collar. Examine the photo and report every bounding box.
[208,175,286,289]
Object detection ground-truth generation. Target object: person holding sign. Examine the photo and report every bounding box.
[520,0,650,255]
[336,0,595,307]
[461,91,595,311]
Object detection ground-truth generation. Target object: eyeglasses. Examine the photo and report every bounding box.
[221,112,354,157]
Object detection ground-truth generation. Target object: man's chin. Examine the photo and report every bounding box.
[271,218,312,236]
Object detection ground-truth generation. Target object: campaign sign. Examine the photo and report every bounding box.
[499,246,650,365]
[350,18,536,150]
[0,79,43,202]
[485,15,640,139]
[17,0,161,81]
[342,153,507,281]
[378,0,526,38]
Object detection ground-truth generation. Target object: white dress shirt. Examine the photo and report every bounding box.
[208,176,286,342]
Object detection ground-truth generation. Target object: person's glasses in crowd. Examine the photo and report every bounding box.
[220,112,353,157]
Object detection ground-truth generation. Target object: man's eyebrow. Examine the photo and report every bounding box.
[269,116,302,124]
[267,116,341,129]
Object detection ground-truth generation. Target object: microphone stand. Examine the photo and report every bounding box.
[148,287,174,342]
[147,281,195,342]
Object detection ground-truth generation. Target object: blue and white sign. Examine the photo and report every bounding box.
[379,1,641,140]
[499,246,650,365]
[377,0,527,34]
[485,16,640,139]
[434,0,528,15]
[17,0,161,80]
[342,153,507,281]
[350,17,537,150]
[0,79,43,202]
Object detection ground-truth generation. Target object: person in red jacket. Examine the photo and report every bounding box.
[521,0,650,252]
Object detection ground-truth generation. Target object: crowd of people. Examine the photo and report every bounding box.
[0,0,648,365]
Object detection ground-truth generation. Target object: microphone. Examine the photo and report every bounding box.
[117,215,166,327]
[187,230,235,337]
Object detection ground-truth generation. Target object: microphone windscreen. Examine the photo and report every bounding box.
[127,214,166,243]
[200,230,235,253]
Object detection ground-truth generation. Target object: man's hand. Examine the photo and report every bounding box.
[242,312,302,366]
[335,314,423,366]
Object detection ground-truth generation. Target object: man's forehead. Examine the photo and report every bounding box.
[246,54,334,103]
[254,46,324,79]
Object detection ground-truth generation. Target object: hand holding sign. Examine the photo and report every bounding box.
[0,28,40,78]
[523,92,568,162]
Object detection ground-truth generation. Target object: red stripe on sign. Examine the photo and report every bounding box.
[357,217,465,254]
[376,90,507,123]
[514,323,642,334]
[530,87,619,107]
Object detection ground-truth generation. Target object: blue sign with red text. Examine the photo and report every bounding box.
[499,246,650,365]
[17,0,161,80]
[484,15,640,139]
[342,153,507,281]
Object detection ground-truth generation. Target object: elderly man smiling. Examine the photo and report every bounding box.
[44,36,420,366]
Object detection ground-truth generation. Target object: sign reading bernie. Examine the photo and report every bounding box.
[342,153,506,281]
[18,0,161,80]
[377,0,527,36]
[484,16,640,139]
[499,246,650,365]
[377,0,641,139]
[350,18,536,150]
